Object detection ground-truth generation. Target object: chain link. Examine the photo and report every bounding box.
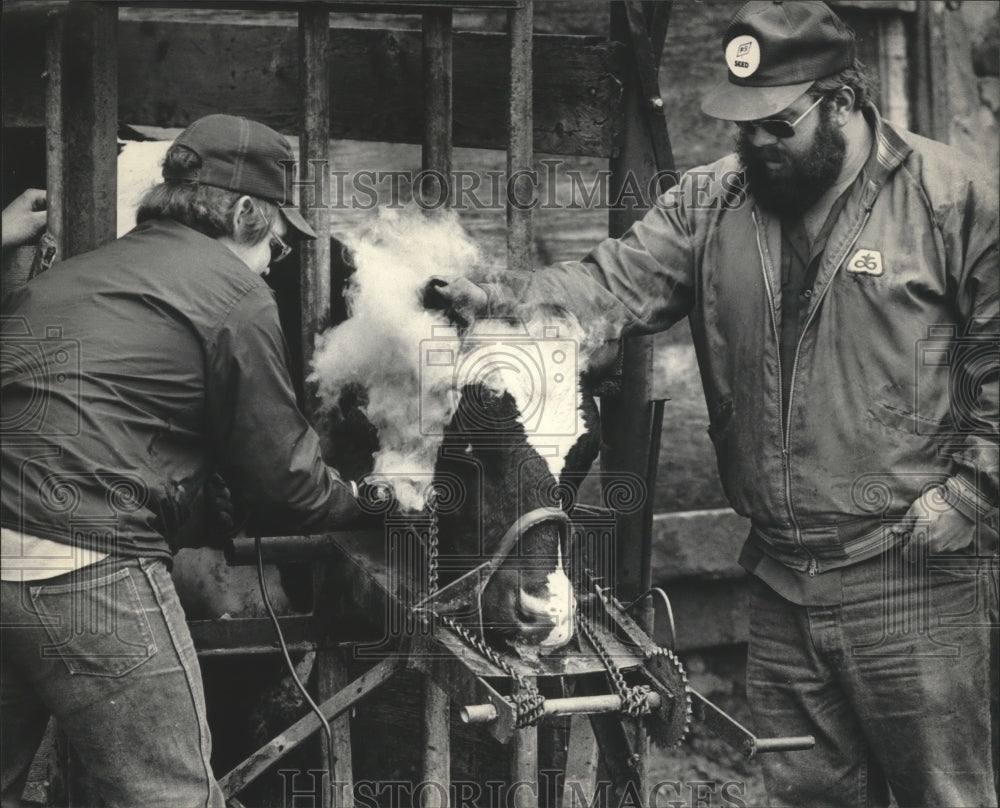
[577,569,653,719]
[423,495,545,728]
[424,489,440,596]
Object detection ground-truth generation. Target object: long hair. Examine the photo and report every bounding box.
[136,144,275,244]
[811,58,877,111]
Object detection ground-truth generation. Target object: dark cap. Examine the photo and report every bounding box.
[163,114,317,239]
[701,1,855,121]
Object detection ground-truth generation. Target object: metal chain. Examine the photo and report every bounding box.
[422,496,545,728]
[438,613,546,727]
[424,490,440,596]
[577,570,653,719]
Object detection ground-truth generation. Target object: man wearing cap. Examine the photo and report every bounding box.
[1,115,361,807]
[425,2,998,805]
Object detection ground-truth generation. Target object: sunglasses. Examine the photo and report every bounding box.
[249,199,293,264]
[735,93,825,139]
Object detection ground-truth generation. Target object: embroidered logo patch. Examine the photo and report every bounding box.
[726,36,760,78]
[847,249,884,276]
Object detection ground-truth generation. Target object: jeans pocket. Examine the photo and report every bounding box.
[30,566,158,677]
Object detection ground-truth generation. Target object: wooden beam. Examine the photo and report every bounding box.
[421,678,451,807]
[506,0,533,273]
[298,6,332,405]
[44,3,118,259]
[5,22,626,158]
[218,656,402,799]
[421,7,453,205]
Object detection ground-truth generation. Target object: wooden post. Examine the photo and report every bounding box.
[299,10,349,808]
[506,0,533,273]
[420,10,454,805]
[510,682,539,808]
[422,7,453,207]
[421,678,451,807]
[876,14,910,130]
[298,6,333,392]
[45,2,117,260]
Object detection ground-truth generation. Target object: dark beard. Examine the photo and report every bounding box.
[736,106,846,218]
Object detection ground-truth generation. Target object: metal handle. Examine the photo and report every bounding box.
[747,735,816,757]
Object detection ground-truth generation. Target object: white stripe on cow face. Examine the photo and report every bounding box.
[517,544,576,650]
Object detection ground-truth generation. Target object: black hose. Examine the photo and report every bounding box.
[254,536,337,803]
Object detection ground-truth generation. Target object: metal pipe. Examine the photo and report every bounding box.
[751,736,816,756]
[460,692,663,725]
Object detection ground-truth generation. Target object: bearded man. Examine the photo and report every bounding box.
[425,2,999,805]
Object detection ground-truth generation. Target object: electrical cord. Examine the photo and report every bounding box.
[254,536,337,801]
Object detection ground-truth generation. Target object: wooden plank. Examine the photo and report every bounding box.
[218,656,402,799]
[510,690,538,808]
[421,678,451,807]
[421,7,453,204]
[506,0,533,272]
[4,22,626,157]
[44,3,118,260]
[316,646,356,808]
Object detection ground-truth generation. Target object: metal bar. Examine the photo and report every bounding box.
[299,6,332,416]
[225,531,385,565]
[421,7,453,206]
[506,0,533,273]
[219,657,402,799]
[460,693,663,724]
[45,2,118,260]
[421,678,451,806]
[689,689,815,759]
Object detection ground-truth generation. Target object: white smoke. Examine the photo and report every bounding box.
[310,207,590,510]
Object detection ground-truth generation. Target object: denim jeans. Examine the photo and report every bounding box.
[747,548,998,808]
[1,556,226,808]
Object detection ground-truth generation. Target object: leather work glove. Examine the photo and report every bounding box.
[206,472,238,538]
[893,483,976,555]
[421,275,489,329]
[353,476,397,515]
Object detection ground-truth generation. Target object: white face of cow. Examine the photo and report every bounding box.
[517,543,576,651]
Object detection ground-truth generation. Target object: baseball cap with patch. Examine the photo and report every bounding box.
[701,0,855,122]
[163,114,317,239]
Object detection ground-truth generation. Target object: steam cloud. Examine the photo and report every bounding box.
[309,208,595,511]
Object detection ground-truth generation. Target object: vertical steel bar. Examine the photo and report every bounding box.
[421,7,453,207]
[45,3,117,260]
[506,0,534,273]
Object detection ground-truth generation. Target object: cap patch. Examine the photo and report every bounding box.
[727,35,760,78]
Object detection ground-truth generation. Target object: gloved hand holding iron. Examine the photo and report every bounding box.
[421,275,489,328]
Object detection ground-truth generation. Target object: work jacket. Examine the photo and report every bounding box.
[490,107,998,573]
[1,219,357,560]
